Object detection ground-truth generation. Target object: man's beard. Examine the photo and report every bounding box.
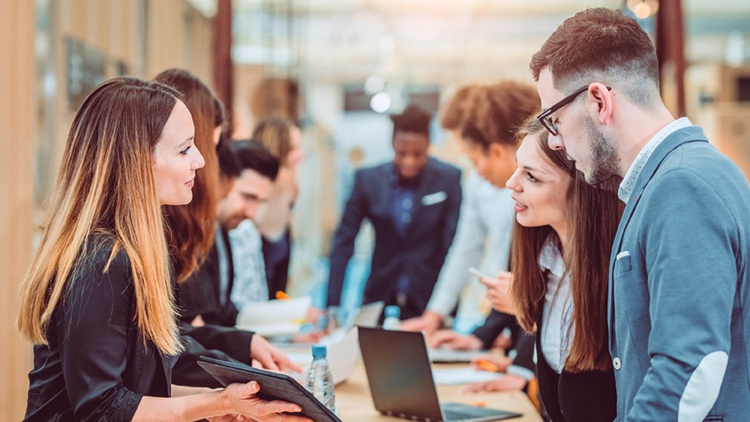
[582,115,620,187]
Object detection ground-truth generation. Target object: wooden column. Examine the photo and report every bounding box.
[0,0,36,419]
[214,0,234,132]
[656,0,686,117]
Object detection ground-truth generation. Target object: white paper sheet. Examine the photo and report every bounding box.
[431,367,504,385]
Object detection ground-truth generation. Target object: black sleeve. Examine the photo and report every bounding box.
[58,246,143,421]
[510,331,536,374]
[177,250,221,323]
[173,335,246,388]
[181,324,254,364]
[471,310,515,349]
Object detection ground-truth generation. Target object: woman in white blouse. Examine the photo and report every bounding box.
[487,119,622,421]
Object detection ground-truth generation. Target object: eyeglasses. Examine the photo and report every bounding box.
[537,85,611,136]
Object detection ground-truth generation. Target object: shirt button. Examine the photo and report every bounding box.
[402,198,412,209]
[613,357,621,370]
[401,214,411,224]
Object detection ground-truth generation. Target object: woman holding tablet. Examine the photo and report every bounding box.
[17,77,310,421]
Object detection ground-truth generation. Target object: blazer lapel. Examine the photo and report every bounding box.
[608,127,709,350]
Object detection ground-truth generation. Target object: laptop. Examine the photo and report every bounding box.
[358,327,522,422]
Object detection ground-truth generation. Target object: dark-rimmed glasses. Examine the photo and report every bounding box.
[537,86,611,136]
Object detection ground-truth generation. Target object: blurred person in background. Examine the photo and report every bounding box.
[229,117,303,312]
[326,104,462,320]
[402,82,540,392]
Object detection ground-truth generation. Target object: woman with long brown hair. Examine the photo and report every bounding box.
[154,69,300,382]
[155,68,222,284]
[17,76,310,421]
[501,119,622,421]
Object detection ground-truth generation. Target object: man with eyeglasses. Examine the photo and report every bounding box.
[530,7,750,421]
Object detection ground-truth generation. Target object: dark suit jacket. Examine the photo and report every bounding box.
[178,228,239,326]
[327,158,462,318]
[25,235,172,421]
[175,228,255,387]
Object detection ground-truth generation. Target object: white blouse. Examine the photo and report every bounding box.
[539,236,575,374]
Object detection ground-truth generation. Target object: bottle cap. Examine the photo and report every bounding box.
[385,305,400,319]
[312,344,327,358]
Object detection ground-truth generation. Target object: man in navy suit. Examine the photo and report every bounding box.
[327,105,462,320]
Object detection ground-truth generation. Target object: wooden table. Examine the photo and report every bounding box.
[334,363,542,421]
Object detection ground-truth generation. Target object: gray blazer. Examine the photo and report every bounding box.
[609,126,750,420]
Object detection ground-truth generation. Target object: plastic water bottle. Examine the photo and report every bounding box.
[306,345,337,414]
[382,305,401,330]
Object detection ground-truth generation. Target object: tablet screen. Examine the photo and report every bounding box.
[197,356,342,422]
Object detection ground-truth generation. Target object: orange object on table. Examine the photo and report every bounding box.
[476,359,500,373]
[275,290,290,300]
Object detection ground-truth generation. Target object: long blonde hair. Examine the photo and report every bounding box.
[17,77,184,355]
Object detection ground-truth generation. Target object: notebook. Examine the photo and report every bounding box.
[358,327,522,422]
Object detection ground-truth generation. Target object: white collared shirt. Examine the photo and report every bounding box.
[618,117,693,203]
[539,236,575,374]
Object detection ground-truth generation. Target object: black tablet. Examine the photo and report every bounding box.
[197,356,342,422]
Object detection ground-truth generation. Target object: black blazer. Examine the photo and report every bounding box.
[535,311,617,422]
[25,236,172,421]
[174,228,255,388]
[327,158,462,317]
[178,228,238,327]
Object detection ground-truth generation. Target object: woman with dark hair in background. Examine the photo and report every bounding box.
[154,69,300,386]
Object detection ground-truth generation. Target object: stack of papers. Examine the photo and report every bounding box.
[235,296,311,336]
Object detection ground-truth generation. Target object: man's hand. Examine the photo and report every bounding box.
[429,330,483,350]
[471,354,513,373]
[249,335,303,373]
[478,272,515,315]
[400,311,444,334]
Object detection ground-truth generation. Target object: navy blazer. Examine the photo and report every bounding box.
[327,157,462,317]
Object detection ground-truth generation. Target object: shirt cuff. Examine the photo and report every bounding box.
[506,364,535,381]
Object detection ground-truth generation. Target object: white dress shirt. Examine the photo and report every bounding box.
[425,170,515,316]
[539,235,575,374]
